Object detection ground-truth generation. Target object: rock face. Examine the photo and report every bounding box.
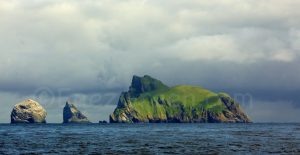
[11,99,47,123]
[99,120,108,124]
[129,75,169,97]
[110,75,251,123]
[63,102,90,123]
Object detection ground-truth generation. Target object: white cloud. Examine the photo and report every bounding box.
[271,50,295,62]
[163,35,265,62]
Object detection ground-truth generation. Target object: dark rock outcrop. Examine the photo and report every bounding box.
[63,102,90,123]
[99,120,108,124]
[128,75,169,97]
[11,99,47,123]
[110,75,252,123]
[218,93,251,123]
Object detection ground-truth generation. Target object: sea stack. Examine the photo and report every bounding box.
[11,99,47,123]
[63,102,90,123]
[110,75,251,123]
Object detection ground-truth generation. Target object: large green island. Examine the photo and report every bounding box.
[110,75,251,123]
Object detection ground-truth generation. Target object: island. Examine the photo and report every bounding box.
[11,99,47,123]
[110,75,251,123]
[63,102,90,123]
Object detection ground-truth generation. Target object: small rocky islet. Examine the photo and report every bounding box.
[10,100,91,124]
[9,75,251,124]
[63,102,90,123]
[11,99,47,123]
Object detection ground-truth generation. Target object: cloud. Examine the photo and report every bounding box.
[271,50,295,62]
[163,34,265,62]
[0,0,300,122]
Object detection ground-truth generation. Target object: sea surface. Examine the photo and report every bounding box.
[0,123,299,154]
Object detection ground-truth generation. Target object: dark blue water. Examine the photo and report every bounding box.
[0,123,299,154]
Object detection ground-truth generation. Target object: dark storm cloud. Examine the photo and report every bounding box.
[0,0,300,122]
[137,59,300,103]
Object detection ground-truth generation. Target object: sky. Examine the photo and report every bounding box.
[0,0,300,123]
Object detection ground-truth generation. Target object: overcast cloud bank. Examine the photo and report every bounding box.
[0,0,300,122]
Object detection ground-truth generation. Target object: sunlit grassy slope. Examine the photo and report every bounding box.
[127,85,225,121]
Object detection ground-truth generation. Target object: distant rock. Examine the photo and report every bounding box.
[11,99,47,123]
[63,102,90,123]
[99,120,108,124]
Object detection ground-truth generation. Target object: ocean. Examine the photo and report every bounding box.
[0,123,299,154]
